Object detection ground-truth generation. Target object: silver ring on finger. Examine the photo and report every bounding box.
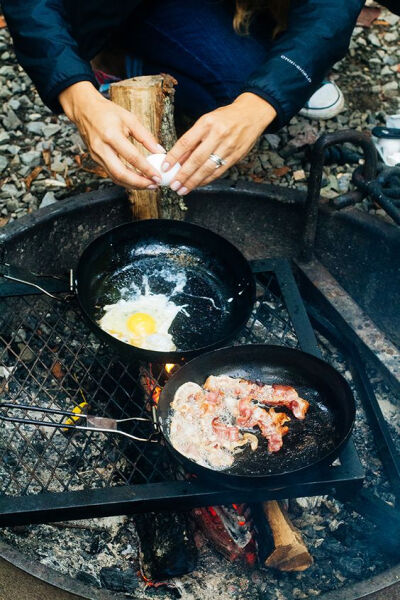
[209,153,227,169]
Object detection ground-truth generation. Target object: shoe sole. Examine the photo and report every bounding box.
[299,88,345,120]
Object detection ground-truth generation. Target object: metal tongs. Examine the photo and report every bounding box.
[0,403,159,443]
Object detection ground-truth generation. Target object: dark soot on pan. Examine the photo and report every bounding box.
[93,249,233,351]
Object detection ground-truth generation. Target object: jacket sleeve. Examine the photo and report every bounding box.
[2,0,98,113]
[242,0,364,131]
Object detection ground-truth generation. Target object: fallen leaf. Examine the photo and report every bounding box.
[250,174,265,183]
[0,15,6,28]
[81,165,108,178]
[273,166,290,177]
[0,217,9,227]
[25,166,43,190]
[43,178,67,188]
[42,148,51,167]
[51,361,65,381]
[356,6,381,27]
[75,152,108,178]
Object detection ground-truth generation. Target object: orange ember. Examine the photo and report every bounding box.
[152,386,161,404]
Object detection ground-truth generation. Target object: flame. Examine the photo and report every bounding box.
[152,386,161,404]
[165,363,176,374]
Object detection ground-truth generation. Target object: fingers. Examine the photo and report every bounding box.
[109,134,162,183]
[99,145,158,190]
[125,111,165,155]
[162,120,207,172]
[168,136,218,193]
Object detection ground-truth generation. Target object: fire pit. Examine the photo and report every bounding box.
[0,133,399,599]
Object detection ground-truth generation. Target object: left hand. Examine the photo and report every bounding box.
[162,93,277,196]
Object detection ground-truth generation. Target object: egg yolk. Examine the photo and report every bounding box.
[126,312,156,338]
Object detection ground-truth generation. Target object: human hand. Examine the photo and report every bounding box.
[162,93,277,196]
[59,81,165,189]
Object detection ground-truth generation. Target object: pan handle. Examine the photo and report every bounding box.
[0,264,73,300]
[0,403,159,444]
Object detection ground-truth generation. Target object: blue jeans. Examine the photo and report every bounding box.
[124,0,273,118]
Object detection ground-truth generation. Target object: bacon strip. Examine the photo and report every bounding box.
[204,375,309,420]
[237,398,289,452]
[257,384,309,420]
[212,417,240,442]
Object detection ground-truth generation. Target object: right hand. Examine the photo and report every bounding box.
[59,81,164,189]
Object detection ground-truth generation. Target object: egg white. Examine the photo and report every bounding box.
[98,293,183,351]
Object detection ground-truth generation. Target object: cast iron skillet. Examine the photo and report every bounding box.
[75,219,255,363]
[157,345,356,488]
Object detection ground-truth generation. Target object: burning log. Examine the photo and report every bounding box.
[262,501,313,572]
[193,504,257,565]
[134,511,198,582]
[110,75,184,220]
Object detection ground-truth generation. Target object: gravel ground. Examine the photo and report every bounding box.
[0,6,399,225]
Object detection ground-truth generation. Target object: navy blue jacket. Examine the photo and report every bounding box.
[1,0,389,129]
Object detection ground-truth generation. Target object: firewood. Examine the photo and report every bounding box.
[134,511,198,581]
[263,501,313,572]
[110,74,182,220]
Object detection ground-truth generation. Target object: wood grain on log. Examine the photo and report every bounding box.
[110,74,182,220]
[263,501,313,572]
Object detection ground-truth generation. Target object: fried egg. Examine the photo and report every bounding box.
[98,293,184,352]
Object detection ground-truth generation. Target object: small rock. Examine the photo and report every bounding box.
[39,191,57,208]
[384,32,398,43]
[18,94,33,108]
[0,131,10,144]
[367,33,380,47]
[18,344,35,362]
[42,124,61,138]
[0,66,15,76]
[4,145,20,155]
[6,198,19,212]
[337,173,352,193]
[26,122,44,135]
[2,108,22,130]
[22,193,37,204]
[50,159,66,173]
[269,153,285,168]
[28,113,42,121]
[8,99,20,111]
[0,156,8,173]
[383,80,398,93]
[264,133,281,150]
[381,65,392,77]
[21,151,41,167]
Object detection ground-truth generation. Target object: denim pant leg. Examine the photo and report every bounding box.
[123,0,272,117]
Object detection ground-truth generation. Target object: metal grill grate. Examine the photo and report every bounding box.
[0,259,364,525]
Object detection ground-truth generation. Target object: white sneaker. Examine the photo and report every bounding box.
[299,81,345,120]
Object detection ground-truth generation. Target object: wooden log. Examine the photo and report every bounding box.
[263,501,313,572]
[110,74,181,220]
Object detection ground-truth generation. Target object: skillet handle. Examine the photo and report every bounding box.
[0,264,73,300]
[0,403,160,444]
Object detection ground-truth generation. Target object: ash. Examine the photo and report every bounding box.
[0,278,399,599]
